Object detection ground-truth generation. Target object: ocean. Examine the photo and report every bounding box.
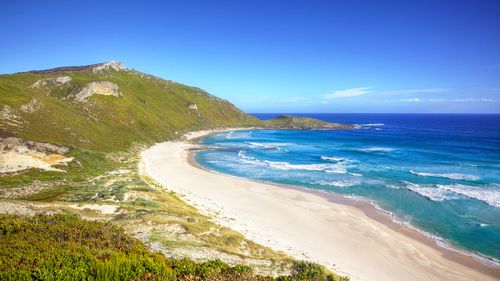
[195,113,500,261]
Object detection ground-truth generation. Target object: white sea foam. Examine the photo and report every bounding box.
[405,182,457,201]
[265,161,347,174]
[320,156,346,162]
[362,197,500,267]
[314,180,354,187]
[410,170,480,180]
[405,182,500,208]
[246,142,289,151]
[359,147,394,152]
[237,151,347,173]
[226,131,252,139]
[362,123,385,126]
[436,184,500,208]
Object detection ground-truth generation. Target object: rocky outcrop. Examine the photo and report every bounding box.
[93,61,127,73]
[20,98,43,113]
[0,105,23,127]
[188,103,201,117]
[21,61,127,74]
[31,76,71,88]
[1,137,69,155]
[73,81,122,101]
[0,137,72,174]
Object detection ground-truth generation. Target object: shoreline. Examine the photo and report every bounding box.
[142,129,500,281]
[188,150,500,273]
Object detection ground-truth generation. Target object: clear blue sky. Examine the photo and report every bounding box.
[1,0,499,113]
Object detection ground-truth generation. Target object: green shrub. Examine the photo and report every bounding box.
[289,261,347,281]
[0,214,348,281]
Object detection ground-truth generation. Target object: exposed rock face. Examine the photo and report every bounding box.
[188,103,201,117]
[93,61,127,73]
[1,137,69,154]
[0,137,72,174]
[31,76,71,88]
[21,61,127,74]
[0,105,23,127]
[73,81,123,101]
[20,98,43,113]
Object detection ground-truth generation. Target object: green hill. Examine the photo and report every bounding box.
[0,61,258,151]
[264,115,352,130]
[0,62,350,280]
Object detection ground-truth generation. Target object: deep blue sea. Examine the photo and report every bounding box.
[196,114,500,261]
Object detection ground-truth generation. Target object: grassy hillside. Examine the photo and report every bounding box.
[0,64,258,151]
[0,62,350,280]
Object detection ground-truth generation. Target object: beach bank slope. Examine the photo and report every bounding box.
[141,132,499,281]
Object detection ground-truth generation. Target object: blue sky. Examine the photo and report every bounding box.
[1,0,499,113]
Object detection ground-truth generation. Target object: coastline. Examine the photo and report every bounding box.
[141,129,500,281]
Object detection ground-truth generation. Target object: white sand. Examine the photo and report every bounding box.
[141,131,498,281]
[69,204,120,214]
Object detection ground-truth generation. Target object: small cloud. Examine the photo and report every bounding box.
[428,98,446,102]
[452,98,474,102]
[400,98,422,102]
[397,97,497,103]
[323,87,372,99]
[384,88,449,96]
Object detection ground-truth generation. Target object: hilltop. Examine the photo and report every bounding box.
[0,61,258,151]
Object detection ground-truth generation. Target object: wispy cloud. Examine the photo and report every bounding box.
[382,88,449,96]
[398,97,497,103]
[323,87,372,100]
[400,98,422,102]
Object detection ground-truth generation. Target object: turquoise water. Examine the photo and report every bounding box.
[196,114,500,261]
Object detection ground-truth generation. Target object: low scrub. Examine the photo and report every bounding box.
[0,214,348,281]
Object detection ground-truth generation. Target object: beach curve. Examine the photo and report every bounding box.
[140,130,500,281]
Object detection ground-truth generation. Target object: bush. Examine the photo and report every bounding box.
[0,214,348,281]
[289,261,347,281]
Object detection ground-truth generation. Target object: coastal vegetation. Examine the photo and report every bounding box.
[263,115,352,130]
[0,214,347,280]
[0,62,350,280]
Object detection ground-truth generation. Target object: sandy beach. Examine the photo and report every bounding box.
[141,130,500,281]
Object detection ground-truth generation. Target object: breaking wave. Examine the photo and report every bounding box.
[320,156,347,162]
[238,151,347,174]
[405,182,500,208]
[226,131,252,139]
[362,123,384,126]
[359,147,394,152]
[410,170,480,181]
[246,142,289,151]
[314,180,355,187]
